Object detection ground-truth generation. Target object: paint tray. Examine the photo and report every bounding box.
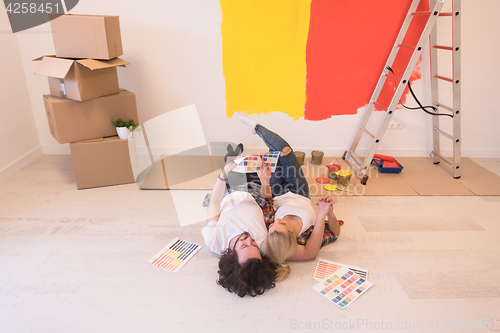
[371,154,404,173]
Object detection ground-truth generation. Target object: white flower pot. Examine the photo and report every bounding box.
[116,127,131,140]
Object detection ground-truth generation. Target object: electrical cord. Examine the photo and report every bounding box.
[386,66,454,118]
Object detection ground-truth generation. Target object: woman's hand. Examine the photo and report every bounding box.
[317,195,334,204]
[257,156,271,185]
[317,196,333,216]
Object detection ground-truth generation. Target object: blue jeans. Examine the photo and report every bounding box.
[255,124,310,199]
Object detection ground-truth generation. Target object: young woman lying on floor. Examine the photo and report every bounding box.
[236,113,343,281]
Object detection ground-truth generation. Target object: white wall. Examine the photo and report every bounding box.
[0,8,42,183]
[6,0,500,162]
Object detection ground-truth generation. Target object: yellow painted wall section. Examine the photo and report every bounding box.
[220,0,311,119]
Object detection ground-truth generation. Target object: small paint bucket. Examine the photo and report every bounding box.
[294,151,305,165]
[311,150,324,165]
[327,164,342,180]
[336,170,352,186]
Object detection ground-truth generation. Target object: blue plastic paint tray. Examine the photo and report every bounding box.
[371,156,404,173]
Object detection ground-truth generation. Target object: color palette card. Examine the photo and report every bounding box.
[313,266,374,309]
[314,258,369,281]
[233,152,280,173]
[149,238,201,273]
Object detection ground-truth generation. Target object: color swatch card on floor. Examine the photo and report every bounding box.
[233,152,280,173]
[149,238,201,273]
[314,258,369,281]
[313,266,373,309]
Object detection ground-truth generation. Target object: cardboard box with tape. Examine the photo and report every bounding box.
[34,56,128,101]
[43,89,138,144]
[70,136,135,190]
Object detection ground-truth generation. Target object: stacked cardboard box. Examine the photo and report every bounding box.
[35,14,137,189]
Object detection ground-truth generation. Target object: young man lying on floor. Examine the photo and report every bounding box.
[202,153,277,297]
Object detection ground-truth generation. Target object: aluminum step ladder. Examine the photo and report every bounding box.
[429,0,461,178]
[343,0,447,185]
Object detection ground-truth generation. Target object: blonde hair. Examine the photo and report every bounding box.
[263,231,297,282]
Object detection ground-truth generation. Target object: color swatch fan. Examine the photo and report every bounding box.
[314,258,368,281]
[313,266,373,309]
[233,151,280,173]
[149,238,201,272]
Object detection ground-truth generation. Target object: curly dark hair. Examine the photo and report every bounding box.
[216,249,278,297]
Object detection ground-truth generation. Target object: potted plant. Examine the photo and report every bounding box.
[111,118,138,140]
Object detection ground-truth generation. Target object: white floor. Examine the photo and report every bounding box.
[1,155,500,333]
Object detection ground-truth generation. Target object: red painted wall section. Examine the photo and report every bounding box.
[304,0,430,121]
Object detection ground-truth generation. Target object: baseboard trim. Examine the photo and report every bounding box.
[243,147,500,158]
[0,146,43,184]
[37,144,500,159]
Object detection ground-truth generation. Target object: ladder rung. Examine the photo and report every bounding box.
[373,101,388,111]
[434,45,453,51]
[432,151,453,166]
[385,73,402,82]
[439,12,453,17]
[349,151,363,166]
[398,44,416,50]
[361,126,376,139]
[434,127,453,140]
[411,11,432,16]
[437,103,453,112]
[434,75,454,83]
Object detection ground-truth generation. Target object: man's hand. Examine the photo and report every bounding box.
[221,158,239,178]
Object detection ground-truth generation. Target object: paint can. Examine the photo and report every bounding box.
[311,150,324,165]
[294,151,305,165]
[327,164,341,180]
[336,170,352,186]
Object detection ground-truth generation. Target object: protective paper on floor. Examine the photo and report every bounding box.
[137,142,236,190]
[304,157,500,196]
[139,157,500,196]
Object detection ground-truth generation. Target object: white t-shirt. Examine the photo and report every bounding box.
[202,191,268,255]
[273,192,316,235]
